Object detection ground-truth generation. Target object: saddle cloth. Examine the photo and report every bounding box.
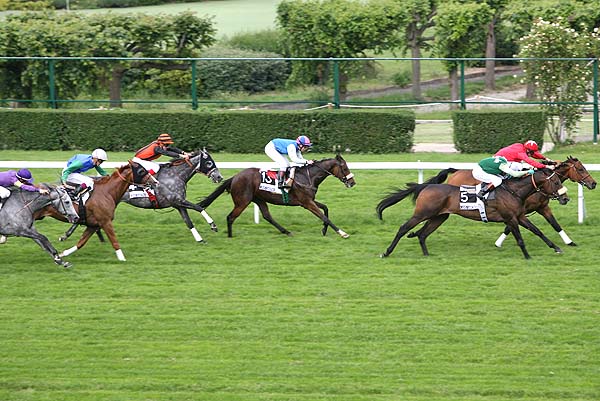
[459,184,489,222]
[258,169,283,194]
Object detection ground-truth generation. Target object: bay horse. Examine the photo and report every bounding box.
[198,154,356,238]
[376,169,566,259]
[56,149,224,244]
[0,185,78,268]
[415,156,596,246]
[57,161,150,262]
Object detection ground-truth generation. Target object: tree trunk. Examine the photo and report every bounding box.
[449,68,459,110]
[411,42,422,100]
[338,72,349,101]
[525,82,536,99]
[109,65,127,108]
[485,19,496,90]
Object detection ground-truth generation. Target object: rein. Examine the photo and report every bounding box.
[555,163,592,186]
[530,171,562,199]
[309,160,354,185]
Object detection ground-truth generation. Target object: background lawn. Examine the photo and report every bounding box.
[1,146,599,400]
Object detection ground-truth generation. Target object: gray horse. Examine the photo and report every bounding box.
[122,149,223,241]
[0,185,79,268]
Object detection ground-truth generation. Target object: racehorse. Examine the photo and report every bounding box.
[198,154,356,238]
[56,149,224,244]
[57,161,151,262]
[376,168,567,259]
[414,156,596,246]
[0,185,78,268]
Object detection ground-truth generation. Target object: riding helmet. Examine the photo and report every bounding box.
[524,140,539,152]
[92,148,108,161]
[296,135,312,147]
[16,168,33,183]
[157,133,174,144]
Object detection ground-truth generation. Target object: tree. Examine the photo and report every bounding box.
[277,0,402,99]
[518,18,599,144]
[433,1,493,105]
[481,0,509,90]
[391,0,438,100]
[0,11,216,107]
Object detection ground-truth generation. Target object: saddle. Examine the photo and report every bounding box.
[127,184,159,208]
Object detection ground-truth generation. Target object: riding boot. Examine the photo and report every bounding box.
[148,172,160,187]
[75,184,90,200]
[476,183,494,201]
[277,170,287,189]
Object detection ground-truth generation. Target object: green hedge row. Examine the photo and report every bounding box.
[452,109,545,153]
[0,109,415,154]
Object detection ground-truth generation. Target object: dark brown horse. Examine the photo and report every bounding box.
[416,156,596,246]
[376,169,566,259]
[199,155,356,238]
[44,161,150,262]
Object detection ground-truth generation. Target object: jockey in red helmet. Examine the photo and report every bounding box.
[495,140,557,171]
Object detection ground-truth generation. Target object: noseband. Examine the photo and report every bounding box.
[555,162,593,186]
[311,161,354,185]
[530,171,566,200]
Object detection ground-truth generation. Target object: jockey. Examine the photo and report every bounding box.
[264,135,314,188]
[495,140,557,171]
[61,148,109,196]
[472,155,534,201]
[0,168,49,244]
[132,133,190,184]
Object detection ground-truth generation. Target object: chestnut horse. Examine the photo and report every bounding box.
[198,155,356,238]
[55,161,150,262]
[416,156,596,246]
[376,169,566,259]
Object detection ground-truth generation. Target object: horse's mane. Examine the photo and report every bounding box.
[95,164,129,185]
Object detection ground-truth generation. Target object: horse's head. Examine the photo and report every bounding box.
[331,154,356,188]
[557,156,596,190]
[127,161,154,187]
[533,168,570,205]
[50,185,79,223]
[192,149,223,183]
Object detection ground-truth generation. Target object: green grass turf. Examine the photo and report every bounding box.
[1,147,599,400]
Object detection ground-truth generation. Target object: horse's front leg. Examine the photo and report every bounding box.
[60,226,97,259]
[518,215,563,254]
[505,219,530,259]
[175,207,206,243]
[302,200,348,238]
[314,200,330,236]
[59,222,79,242]
[99,221,127,261]
[181,200,217,232]
[537,204,575,246]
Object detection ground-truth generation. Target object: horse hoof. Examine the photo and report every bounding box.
[285,232,293,237]
[63,262,73,269]
[210,223,218,233]
[58,236,67,242]
[199,240,207,245]
[567,242,577,247]
[337,230,349,238]
[555,248,563,254]
[380,253,388,258]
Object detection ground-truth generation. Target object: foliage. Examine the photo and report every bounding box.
[518,18,599,144]
[196,46,290,97]
[452,109,545,153]
[391,70,411,87]
[0,109,415,153]
[0,11,216,106]
[0,0,51,10]
[276,0,402,94]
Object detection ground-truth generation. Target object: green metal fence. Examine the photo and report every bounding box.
[1,56,598,142]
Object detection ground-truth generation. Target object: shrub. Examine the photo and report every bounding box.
[223,29,288,56]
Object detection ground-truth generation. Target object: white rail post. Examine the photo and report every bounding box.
[578,184,586,223]
[417,160,423,184]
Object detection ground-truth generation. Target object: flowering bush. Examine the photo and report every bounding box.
[518,18,599,144]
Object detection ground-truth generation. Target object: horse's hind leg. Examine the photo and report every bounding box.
[60,226,97,259]
[494,225,512,248]
[181,199,218,232]
[381,215,427,258]
[59,222,79,242]
[255,200,291,236]
[175,207,206,243]
[414,214,449,256]
[20,227,72,268]
[314,200,329,236]
[226,199,252,238]
[518,215,562,254]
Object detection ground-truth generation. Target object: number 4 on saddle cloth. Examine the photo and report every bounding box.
[127,184,159,208]
[459,184,491,223]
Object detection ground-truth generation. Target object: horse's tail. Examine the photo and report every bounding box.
[198,177,233,208]
[376,183,427,220]
[423,168,458,185]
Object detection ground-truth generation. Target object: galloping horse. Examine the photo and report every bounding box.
[415,156,596,246]
[199,154,356,238]
[376,169,566,259]
[58,161,150,262]
[0,185,78,268]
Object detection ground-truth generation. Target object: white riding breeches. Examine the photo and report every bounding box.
[132,157,161,175]
[0,186,10,199]
[63,172,95,189]
[472,165,503,187]
[264,141,290,170]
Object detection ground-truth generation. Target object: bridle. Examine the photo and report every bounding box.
[530,170,566,200]
[554,161,593,186]
[116,161,152,186]
[309,160,354,185]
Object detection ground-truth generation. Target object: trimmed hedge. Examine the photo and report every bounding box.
[452,109,546,153]
[0,109,415,154]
